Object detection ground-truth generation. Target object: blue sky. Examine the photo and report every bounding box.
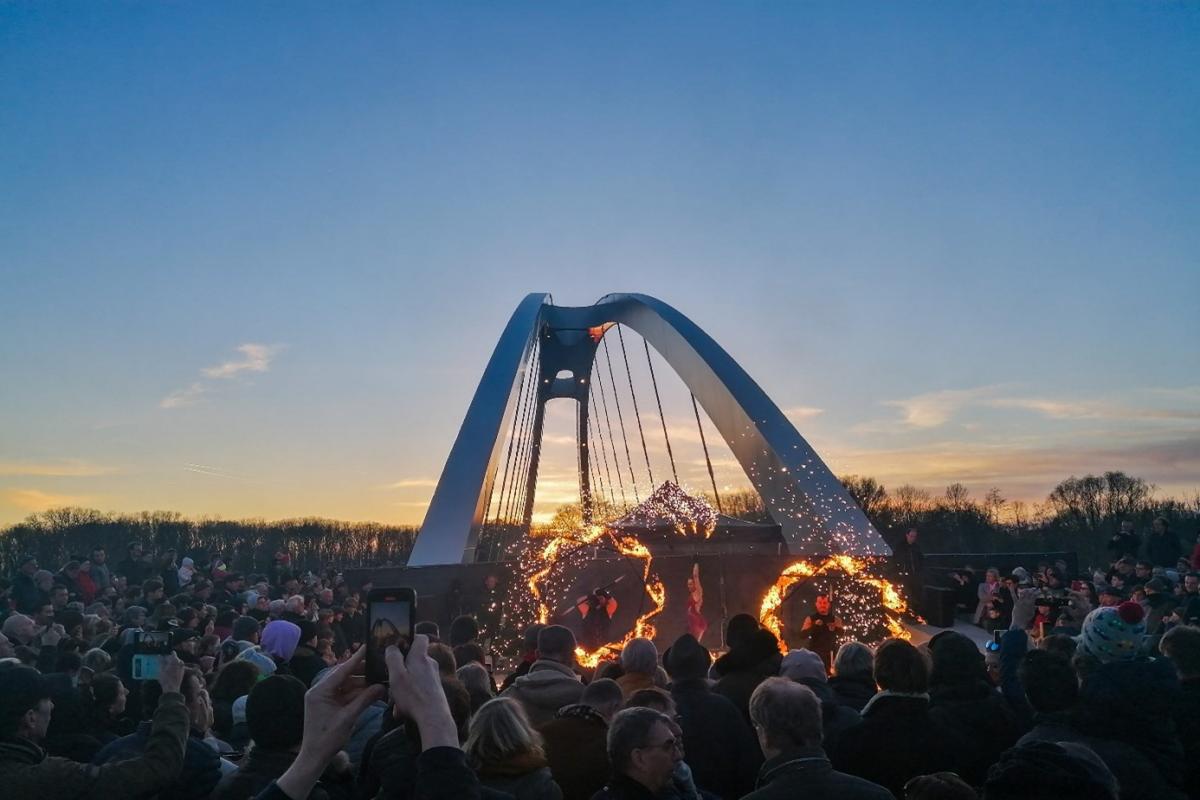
[1,2,1197,526]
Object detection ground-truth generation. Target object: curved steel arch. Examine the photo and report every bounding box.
[407,293,890,566]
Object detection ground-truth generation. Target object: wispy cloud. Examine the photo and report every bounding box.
[162,343,281,410]
[0,459,115,478]
[383,478,439,489]
[0,488,92,512]
[182,463,258,483]
[202,344,279,379]
[884,387,997,429]
[783,406,824,423]
[160,382,207,409]
[988,396,1200,422]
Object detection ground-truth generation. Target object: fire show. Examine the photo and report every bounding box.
[366,293,920,669]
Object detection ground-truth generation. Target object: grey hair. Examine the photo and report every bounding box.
[620,637,659,676]
[833,641,874,681]
[82,648,112,673]
[607,706,672,773]
[749,677,822,749]
[456,662,494,699]
[465,697,543,769]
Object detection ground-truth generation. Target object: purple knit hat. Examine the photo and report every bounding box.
[261,619,301,661]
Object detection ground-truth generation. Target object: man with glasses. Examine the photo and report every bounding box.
[593,707,681,799]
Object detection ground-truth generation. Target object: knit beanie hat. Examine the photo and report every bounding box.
[663,634,711,680]
[246,675,306,749]
[780,649,827,683]
[234,645,278,676]
[1078,602,1145,663]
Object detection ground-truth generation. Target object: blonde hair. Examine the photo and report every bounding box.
[465,696,543,770]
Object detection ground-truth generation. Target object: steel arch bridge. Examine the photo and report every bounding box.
[407,293,890,567]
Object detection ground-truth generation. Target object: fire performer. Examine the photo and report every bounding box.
[686,561,708,643]
[799,592,844,674]
[575,587,618,650]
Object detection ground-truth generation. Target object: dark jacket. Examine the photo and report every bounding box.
[94,721,221,800]
[743,747,892,800]
[288,645,329,688]
[0,691,189,800]
[711,630,782,726]
[589,773,658,800]
[12,572,46,614]
[1108,531,1141,560]
[212,746,349,800]
[1142,530,1184,568]
[669,678,760,799]
[927,679,1019,786]
[828,675,875,713]
[257,746,485,800]
[795,678,862,756]
[1175,676,1200,800]
[502,660,585,727]
[831,693,965,799]
[540,704,610,800]
[478,757,562,800]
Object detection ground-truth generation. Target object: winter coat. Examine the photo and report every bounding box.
[669,677,761,799]
[831,692,966,799]
[254,746,487,800]
[539,704,609,800]
[94,721,221,800]
[927,679,1019,786]
[742,747,892,800]
[1175,676,1200,800]
[477,753,562,800]
[711,630,782,726]
[589,773,660,800]
[12,572,46,614]
[828,675,876,713]
[502,660,585,727]
[212,746,347,800]
[288,645,329,688]
[1142,530,1184,568]
[1108,531,1141,561]
[794,678,862,756]
[0,691,189,800]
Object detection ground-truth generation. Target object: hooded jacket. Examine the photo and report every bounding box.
[501,660,584,727]
[711,629,782,726]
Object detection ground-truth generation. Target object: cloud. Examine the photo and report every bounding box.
[202,344,279,379]
[384,478,439,489]
[0,459,115,478]
[882,387,997,429]
[160,382,207,409]
[988,396,1200,422]
[0,488,91,512]
[783,406,824,423]
[162,343,281,410]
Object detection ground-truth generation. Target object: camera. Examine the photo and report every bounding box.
[131,630,176,680]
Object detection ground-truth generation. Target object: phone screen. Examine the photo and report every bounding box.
[366,589,414,684]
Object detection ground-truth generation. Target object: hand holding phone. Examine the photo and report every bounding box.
[365,587,416,684]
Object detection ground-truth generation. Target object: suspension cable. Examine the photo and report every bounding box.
[617,325,655,489]
[593,355,628,508]
[589,383,618,507]
[510,359,541,525]
[642,339,678,485]
[602,336,640,504]
[491,337,535,528]
[691,392,724,514]
[504,340,540,524]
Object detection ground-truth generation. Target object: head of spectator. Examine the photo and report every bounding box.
[662,633,711,682]
[1037,634,1078,661]
[579,677,624,722]
[2,614,36,647]
[833,641,874,682]
[1018,650,1078,714]
[1078,602,1145,663]
[1184,573,1200,596]
[34,569,54,593]
[724,613,760,651]
[142,578,165,606]
[212,658,260,705]
[780,648,828,684]
[231,615,261,645]
[749,677,822,758]
[261,620,302,662]
[268,599,286,619]
[606,707,681,794]
[929,630,988,688]
[874,638,929,693]
[465,696,546,775]
[234,645,277,677]
[246,674,306,751]
[415,620,440,642]
[285,594,305,616]
[536,625,577,667]
[141,664,210,734]
[457,662,494,713]
[0,633,14,660]
[1097,585,1124,607]
[904,772,978,800]
[18,554,38,576]
[624,687,676,716]
[0,665,53,741]
[82,672,128,724]
[1160,625,1200,680]
[982,740,1117,800]
[595,660,624,681]
[428,642,458,677]
[620,637,658,678]
[453,642,486,669]
[450,614,480,647]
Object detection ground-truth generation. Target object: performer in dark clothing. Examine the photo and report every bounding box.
[799,594,844,674]
[892,528,925,613]
[576,589,618,650]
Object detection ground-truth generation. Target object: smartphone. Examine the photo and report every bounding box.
[365,587,416,684]
[131,630,173,680]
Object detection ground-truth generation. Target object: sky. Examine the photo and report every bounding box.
[1,2,1198,528]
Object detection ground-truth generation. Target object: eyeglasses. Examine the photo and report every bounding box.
[638,737,678,753]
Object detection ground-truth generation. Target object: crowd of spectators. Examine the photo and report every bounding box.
[1,524,1199,800]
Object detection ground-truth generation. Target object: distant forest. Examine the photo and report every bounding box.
[1,470,1196,575]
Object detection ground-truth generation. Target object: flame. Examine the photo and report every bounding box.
[758,555,912,652]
